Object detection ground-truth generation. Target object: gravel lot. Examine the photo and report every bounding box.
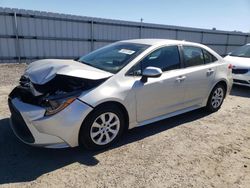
[0,63,250,188]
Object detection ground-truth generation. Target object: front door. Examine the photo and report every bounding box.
[135,69,186,122]
[131,45,186,122]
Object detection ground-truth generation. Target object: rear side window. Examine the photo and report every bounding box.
[183,46,204,67]
[203,49,218,64]
[141,45,181,72]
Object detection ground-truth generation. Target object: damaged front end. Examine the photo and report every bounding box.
[9,74,106,116]
[8,59,113,147]
[8,73,108,147]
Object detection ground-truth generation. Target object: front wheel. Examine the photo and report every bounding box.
[79,104,125,150]
[206,84,226,112]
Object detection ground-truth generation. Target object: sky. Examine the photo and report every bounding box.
[0,0,249,33]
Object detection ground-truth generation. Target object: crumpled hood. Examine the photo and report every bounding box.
[224,55,250,69]
[25,59,113,85]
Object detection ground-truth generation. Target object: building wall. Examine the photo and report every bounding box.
[0,7,249,63]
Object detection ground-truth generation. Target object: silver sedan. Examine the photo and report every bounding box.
[8,39,233,150]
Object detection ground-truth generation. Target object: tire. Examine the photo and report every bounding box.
[79,104,125,150]
[206,84,226,112]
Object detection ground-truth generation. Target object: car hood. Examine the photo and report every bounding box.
[24,59,113,85]
[224,55,250,69]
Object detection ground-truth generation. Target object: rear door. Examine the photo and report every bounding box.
[180,45,218,107]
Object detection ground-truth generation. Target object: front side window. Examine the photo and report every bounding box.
[183,46,204,67]
[141,46,181,71]
[129,45,181,75]
[78,42,149,74]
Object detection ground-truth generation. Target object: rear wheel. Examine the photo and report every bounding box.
[79,104,125,150]
[206,84,226,112]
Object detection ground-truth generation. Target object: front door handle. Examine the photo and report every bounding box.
[176,76,186,82]
[207,69,214,76]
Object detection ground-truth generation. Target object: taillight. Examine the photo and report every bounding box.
[228,64,233,69]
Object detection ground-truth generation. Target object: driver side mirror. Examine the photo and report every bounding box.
[141,67,162,83]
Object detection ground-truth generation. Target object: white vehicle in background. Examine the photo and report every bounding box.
[224,44,250,87]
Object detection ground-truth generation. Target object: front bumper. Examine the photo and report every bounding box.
[8,97,93,148]
[232,70,250,87]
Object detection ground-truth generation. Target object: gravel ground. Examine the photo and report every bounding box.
[0,63,27,86]
[0,63,250,188]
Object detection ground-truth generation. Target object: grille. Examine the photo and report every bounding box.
[8,99,35,143]
[232,69,249,74]
[233,79,250,85]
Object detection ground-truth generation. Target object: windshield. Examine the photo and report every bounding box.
[230,45,250,58]
[78,42,149,73]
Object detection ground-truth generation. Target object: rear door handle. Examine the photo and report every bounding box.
[176,76,186,82]
[207,69,214,75]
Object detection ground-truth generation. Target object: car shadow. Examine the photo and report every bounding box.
[0,108,211,184]
[230,85,250,98]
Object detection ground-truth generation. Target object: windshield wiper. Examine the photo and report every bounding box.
[73,57,80,61]
[76,59,94,66]
[76,59,107,72]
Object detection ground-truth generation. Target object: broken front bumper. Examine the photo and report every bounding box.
[8,97,93,148]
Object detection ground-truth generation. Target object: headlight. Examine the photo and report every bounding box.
[45,97,76,116]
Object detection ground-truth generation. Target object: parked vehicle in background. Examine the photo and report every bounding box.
[8,39,233,150]
[224,44,250,87]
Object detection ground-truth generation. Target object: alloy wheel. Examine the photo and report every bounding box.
[90,112,120,145]
[211,87,224,108]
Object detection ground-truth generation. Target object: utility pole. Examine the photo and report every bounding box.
[139,18,143,38]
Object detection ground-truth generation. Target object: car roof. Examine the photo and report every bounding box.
[120,38,205,47]
[120,38,223,60]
